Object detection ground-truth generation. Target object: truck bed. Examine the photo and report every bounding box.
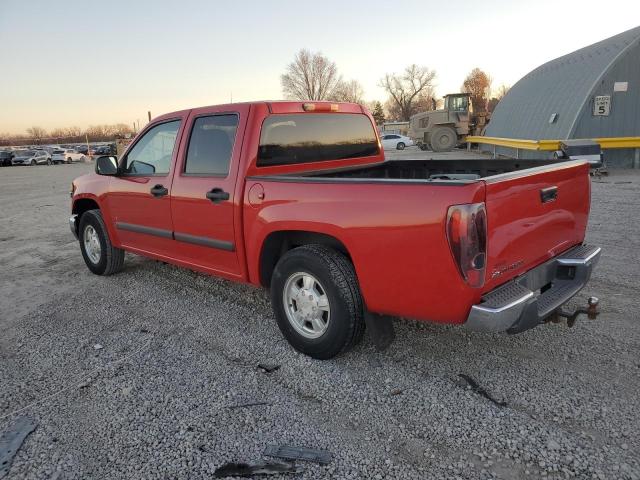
[309,159,568,182]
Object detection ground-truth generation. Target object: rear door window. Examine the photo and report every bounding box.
[257,113,378,166]
[184,114,238,176]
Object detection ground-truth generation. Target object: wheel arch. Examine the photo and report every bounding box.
[72,196,101,218]
[258,230,352,288]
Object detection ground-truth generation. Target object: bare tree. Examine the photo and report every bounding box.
[494,83,510,100]
[331,79,365,103]
[281,49,342,100]
[461,68,492,113]
[379,65,437,121]
[26,126,47,144]
[487,84,510,113]
[384,89,437,121]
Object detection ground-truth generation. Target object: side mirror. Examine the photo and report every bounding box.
[96,156,119,175]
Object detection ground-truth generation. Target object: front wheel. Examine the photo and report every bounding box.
[67,157,72,164]
[396,142,405,150]
[270,245,364,359]
[47,158,52,165]
[30,160,36,166]
[79,209,125,275]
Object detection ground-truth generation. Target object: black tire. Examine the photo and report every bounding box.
[419,143,429,151]
[30,159,36,166]
[270,244,365,360]
[67,157,72,164]
[47,158,52,165]
[396,142,405,150]
[430,126,457,152]
[78,209,125,276]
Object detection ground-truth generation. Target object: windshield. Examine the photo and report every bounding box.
[16,150,34,156]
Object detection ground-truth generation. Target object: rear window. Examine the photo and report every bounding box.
[257,113,378,167]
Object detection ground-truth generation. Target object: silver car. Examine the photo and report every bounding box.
[11,149,51,166]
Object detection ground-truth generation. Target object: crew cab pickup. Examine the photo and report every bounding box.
[70,101,601,359]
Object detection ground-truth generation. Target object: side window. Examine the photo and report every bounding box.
[184,114,238,175]
[124,120,181,175]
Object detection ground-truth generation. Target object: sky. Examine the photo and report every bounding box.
[1,0,639,134]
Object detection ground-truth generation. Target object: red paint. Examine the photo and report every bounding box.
[72,101,591,325]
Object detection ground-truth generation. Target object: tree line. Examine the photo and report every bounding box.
[281,49,511,123]
[0,124,135,147]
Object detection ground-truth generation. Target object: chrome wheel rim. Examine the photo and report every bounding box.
[83,225,101,264]
[283,272,330,339]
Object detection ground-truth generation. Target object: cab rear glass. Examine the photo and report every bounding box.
[257,113,378,167]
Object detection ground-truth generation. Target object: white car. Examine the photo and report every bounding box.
[11,149,51,166]
[51,149,86,164]
[381,134,413,150]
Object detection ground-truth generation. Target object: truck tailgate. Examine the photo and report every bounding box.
[483,160,591,291]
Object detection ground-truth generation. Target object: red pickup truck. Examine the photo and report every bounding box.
[70,101,601,359]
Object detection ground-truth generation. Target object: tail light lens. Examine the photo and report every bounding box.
[446,202,487,288]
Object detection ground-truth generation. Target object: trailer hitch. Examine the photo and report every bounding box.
[552,296,600,328]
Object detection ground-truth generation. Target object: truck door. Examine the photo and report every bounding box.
[106,118,185,257]
[169,104,249,279]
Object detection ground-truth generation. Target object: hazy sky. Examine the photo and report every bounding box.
[1,0,638,134]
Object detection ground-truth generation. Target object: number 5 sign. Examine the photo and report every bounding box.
[593,96,610,116]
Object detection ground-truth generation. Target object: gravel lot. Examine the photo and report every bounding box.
[1,160,639,480]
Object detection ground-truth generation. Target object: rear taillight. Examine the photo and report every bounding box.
[446,202,487,288]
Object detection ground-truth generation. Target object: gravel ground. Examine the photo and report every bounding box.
[0,161,639,480]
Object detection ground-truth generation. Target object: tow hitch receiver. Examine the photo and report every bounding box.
[551,296,600,327]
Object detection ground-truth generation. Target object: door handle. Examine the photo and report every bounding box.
[206,187,230,204]
[150,184,168,197]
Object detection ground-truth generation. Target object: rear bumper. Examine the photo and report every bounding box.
[465,244,601,333]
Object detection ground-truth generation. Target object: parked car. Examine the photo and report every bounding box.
[12,149,51,165]
[0,150,15,166]
[95,144,115,155]
[76,145,89,155]
[52,149,86,164]
[69,101,601,360]
[381,133,413,150]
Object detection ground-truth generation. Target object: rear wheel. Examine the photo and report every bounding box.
[431,126,457,152]
[67,157,72,164]
[79,209,125,276]
[270,244,364,359]
[396,142,405,150]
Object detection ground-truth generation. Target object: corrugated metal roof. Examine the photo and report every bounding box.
[485,26,640,140]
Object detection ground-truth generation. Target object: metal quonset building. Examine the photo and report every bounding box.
[484,26,640,167]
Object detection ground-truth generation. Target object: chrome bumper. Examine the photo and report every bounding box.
[69,214,79,239]
[465,244,601,334]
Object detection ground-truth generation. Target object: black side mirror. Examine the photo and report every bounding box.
[96,156,119,175]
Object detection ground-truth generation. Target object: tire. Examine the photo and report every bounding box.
[80,155,86,162]
[419,143,429,151]
[47,158,52,165]
[78,209,125,276]
[270,244,365,360]
[67,157,72,164]
[396,142,405,150]
[430,126,458,152]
